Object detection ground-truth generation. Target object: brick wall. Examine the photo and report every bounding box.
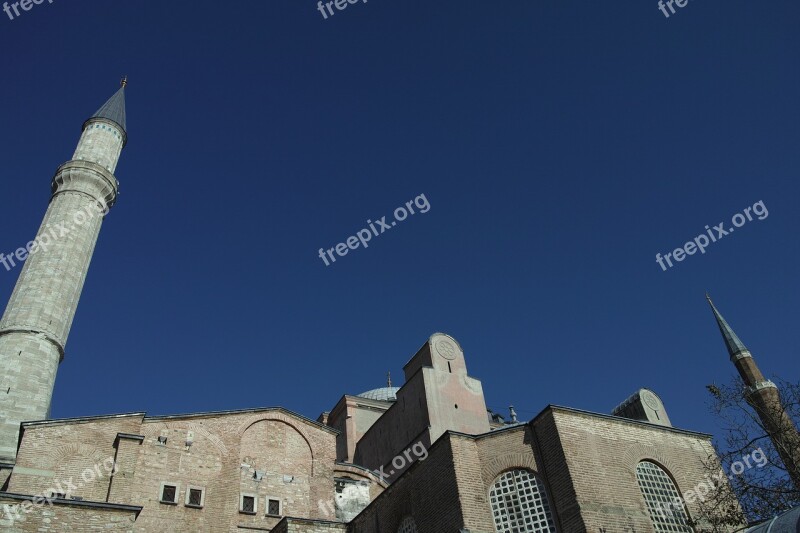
[1,390,741,533]
[353,370,430,474]
[9,415,143,501]
[348,435,464,533]
[0,496,138,532]
[130,410,337,532]
[107,435,144,504]
[272,517,347,533]
[3,408,340,533]
[531,409,584,531]
[538,407,740,532]
[348,407,739,533]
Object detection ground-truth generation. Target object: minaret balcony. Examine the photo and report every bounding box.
[51,159,119,210]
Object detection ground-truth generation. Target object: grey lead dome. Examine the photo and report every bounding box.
[357,387,400,402]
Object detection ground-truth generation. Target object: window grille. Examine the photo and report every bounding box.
[636,461,693,532]
[397,516,418,533]
[489,469,556,532]
[160,484,177,504]
[187,488,203,507]
[267,499,281,516]
[241,495,256,514]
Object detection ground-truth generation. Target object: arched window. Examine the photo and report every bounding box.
[636,461,693,532]
[397,516,418,533]
[489,469,557,532]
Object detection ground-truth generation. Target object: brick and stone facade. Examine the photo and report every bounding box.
[0,395,737,532]
[0,493,140,532]
[0,84,750,532]
[2,408,355,532]
[348,409,731,533]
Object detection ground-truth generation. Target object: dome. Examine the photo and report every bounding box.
[746,506,800,532]
[357,387,400,402]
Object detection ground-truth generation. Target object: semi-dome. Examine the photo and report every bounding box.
[357,387,400,402]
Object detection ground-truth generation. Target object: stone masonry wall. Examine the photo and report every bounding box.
[543,407,736,532]
[0,159,117,461]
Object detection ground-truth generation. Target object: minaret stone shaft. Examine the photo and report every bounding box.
[707,295,800,490]
[0,83,127,462]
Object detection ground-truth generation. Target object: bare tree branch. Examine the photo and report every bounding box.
[691,378,800,531]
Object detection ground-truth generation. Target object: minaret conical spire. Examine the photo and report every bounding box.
[705,294,800,490]
[706,294,749,359]
[84,77,127,144]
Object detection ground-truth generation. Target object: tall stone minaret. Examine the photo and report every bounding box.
[706,295,800,490]
[0,81,127,462]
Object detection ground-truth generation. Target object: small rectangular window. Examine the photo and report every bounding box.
[185,486,205,508]
[267,498,281,516]
[240,493,257,514]
[160,483,178,504]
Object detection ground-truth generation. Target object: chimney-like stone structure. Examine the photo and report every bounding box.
[611,388,672,427]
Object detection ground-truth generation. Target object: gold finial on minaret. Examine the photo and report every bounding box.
[120,76,128,88]
[387,372,392,388]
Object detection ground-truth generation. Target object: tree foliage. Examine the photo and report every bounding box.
[691,379,800,531]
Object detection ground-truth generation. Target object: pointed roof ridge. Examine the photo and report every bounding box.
[706,294,749,358]
[85,83,127,142]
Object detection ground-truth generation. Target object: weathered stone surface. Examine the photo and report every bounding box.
[0,96,123,462]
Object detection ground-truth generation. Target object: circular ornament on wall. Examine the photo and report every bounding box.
[435,338,457,360]
[641,390,661,410]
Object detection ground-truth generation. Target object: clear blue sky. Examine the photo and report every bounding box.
[0,1,797,441]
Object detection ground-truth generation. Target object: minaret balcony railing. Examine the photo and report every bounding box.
[731,349,753,362]
[747,380,778,395]
[51,159,119,209]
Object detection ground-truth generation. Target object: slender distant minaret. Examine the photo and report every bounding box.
[707,295,800,489]
[0,81,127,462]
